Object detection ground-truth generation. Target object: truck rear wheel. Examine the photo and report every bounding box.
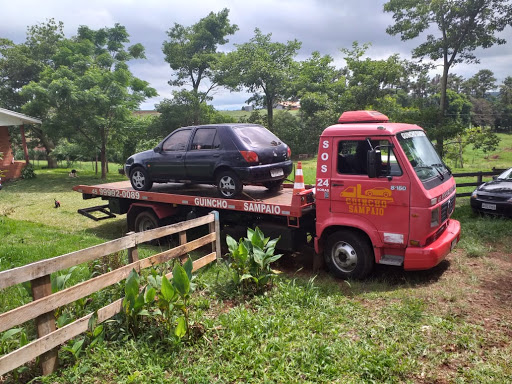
[134,210,159,232]
[325,230,374,279]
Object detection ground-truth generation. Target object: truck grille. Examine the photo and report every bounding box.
[441,195,455,222]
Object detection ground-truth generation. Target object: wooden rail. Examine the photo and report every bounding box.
[0,212,221,377]
[453,168,506,197]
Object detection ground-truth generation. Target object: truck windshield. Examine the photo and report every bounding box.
[397,131,450,187]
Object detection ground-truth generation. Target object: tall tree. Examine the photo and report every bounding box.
[462,69,496,98]
[384,0,512,157]
[162,8,238,124]
[218,28,301,129]
[22,24,156,178]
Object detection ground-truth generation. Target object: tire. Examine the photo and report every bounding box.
[324,230,374,279]
[134,210,159,232]
[216,170,242,198]
[130,167,153,191]
[263,180,283,192]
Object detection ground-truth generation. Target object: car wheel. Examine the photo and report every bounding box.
[216,170,242,198]
[264,180,283,192]
[134,210,159,232]
[130,167,153,191]
[324,230,374,279]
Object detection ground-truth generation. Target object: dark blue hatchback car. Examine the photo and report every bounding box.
[125,123,293,198]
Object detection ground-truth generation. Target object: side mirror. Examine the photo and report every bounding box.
[153,146,162,154]
[367,150,382,178]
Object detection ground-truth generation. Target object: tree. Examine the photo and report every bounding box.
[162,8,238,124]
[462,69,497,98]
[385,0,512,157]
[22,24,157,178]
[218,29,301,129]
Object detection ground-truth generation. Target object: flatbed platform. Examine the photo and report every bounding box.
[73,181,315,218]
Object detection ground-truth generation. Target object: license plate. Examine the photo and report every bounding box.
[482,203,496,210]
[451,238,458,251]
[270,168,284,178]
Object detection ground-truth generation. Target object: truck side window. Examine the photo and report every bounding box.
[337,140,369,175]
[162,129,191,152]
[191,128,218,150]
[378,140,403,176]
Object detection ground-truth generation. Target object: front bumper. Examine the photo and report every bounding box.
[233,160,293,183]
[404,219,461,270]
[470,197,512,217]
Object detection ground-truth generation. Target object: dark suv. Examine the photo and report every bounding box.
[125,123,293,198]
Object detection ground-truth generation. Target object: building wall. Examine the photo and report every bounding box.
[0,126,25,180]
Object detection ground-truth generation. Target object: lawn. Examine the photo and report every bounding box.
[0,155,511,383]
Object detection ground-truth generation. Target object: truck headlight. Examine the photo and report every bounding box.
[431,207,440,228]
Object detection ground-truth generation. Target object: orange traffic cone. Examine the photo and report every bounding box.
[293,161,305,195]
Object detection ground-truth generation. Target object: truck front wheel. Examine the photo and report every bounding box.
[325,230,374,279]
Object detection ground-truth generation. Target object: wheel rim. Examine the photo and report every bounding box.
[331,240,358,273]
[132,170,145,189]
[137,216,156,232]
[219,175,236,197]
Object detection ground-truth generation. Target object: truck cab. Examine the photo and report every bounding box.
[315,111,460,279]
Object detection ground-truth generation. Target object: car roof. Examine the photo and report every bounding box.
[179,123,263,130]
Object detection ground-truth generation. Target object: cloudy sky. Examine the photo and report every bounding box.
[2,0,512,110]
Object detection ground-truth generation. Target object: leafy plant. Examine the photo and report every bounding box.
[122,269,155,335]
[20,164,36,179]
[0,328,28,355]
[225,227,282,293]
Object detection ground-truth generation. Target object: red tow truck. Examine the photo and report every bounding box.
[74,110,460,279]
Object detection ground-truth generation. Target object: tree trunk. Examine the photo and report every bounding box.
[100,127,107,179]
[436,61,450,158]
[266,95,274,130]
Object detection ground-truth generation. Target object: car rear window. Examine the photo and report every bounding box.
[233,126,282,148]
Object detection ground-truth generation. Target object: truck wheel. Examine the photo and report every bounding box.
[264,180,283,192]
[134,210,159,232]
[325,230,374,279]
[216,170,242,198]
[130,167,153,191]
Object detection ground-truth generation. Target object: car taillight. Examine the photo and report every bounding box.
[287,147,291,159]
[240,151,259,163]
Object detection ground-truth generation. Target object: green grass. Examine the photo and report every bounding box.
[1,158,512,383]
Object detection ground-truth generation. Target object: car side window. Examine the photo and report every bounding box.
[191,128,219,150]
[162,129,191,152]
[378,140,403,176]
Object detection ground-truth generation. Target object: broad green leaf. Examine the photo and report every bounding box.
[253,247,265,268]
[92,324,104,338]
[138,309,150,316]
[72,339,84,355]
[133,291,145,311]
[183,257,193,280]
[161,275,175,302]
[240,273,257,283]
[226,235,238,253]
[124,270,139,300]
[1,328,22,342]
[175,317,187,338]
[88,311,98,332]
[172,264,190,296]
[144,287,156,304]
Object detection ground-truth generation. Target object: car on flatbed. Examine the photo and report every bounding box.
[470,167,512,217]
[125,123,293,198]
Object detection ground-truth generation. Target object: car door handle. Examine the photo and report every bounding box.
[213,154,220,157]
[176,154,182,159]
[333,182,344,187]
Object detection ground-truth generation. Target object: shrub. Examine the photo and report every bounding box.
[225,227,283,293]
[21,164,36,179]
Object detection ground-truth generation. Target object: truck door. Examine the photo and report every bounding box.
[185,128,220,181]
[330,138,411,249]
[150,129,191,180]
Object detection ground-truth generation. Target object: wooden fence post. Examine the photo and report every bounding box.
[31,275,59,375]
[477,172,483,185]
[212,211,222,261]
[126,232,139,263]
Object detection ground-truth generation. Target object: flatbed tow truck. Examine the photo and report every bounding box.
[74,110,461,279]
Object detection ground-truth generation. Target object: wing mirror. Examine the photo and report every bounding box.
[367,149,382,178]
[154,146,162,154]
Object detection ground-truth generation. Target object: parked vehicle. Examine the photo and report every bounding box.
[124,123,293,198]
[76,110,460,279]
[470,167,512,217]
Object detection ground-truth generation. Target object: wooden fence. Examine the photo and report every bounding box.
[0,212,221,377]
[453,168,506,197]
